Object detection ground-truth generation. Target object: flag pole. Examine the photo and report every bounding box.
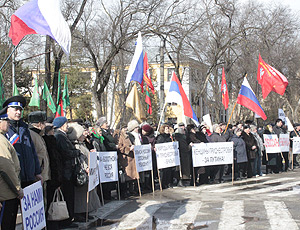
[156,102,167,136]
[224,101,237,134]
[0,41,22,72]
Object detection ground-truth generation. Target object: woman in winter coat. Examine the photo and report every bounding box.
[118,120,148,195]
[241,125,258,178]
[67,123,101,222]
[156,124,173,189]
[141,124,156,189]
[231,128,247,180]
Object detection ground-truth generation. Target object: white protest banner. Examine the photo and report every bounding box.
[202,114,213,132]
[98,151,118,183]
[192,142,233,167]
[286,117,294,132]
[293,137,300,154]
[263,134,281,153]
[155,142,180,169]
[134,144,152,172]
[279,134,289,152]
[89,152,100,192]
[21,181,46,230]
[278,109,287,124]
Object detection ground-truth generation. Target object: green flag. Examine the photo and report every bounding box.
[13,83,19,96]
[57,71,61,105]
[29,78,40,108]
[62,75,70,110]
[42,82,56,113]
[0,72,6,109]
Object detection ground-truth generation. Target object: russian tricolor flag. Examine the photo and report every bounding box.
[237,77,267,120]
[9,0,71,55]
[165,72,200,126]
[125,32,144,84]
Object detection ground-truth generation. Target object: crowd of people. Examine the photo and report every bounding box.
[0,95,299,230]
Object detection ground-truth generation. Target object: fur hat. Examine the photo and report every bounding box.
[67,123,85,141]
[53,116,68,128]
[96,117,107,127]
[128,120,139,132]
[28,111,47,123]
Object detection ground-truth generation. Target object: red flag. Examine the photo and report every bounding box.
[257,54,288,99]
[145,86,152,114]
[55,97,64,118]
[221,68,229,110]
[141,52,155,94]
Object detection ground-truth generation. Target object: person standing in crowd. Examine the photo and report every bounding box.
[231,128,247,180]
[4,96,42,186]
[96,117,117,200]
[28,111,50,192]
[290,123,300,167]
[0,107,24,230]
[263,124,277,174]
[141,124,156,189]
[67,123,101,222]
[187,124,206,185]
[54,116,80,228]
[273,119,285,172]
[242,125,257,178]
[156,124,173,189]
[250,125,265,177]
[43,123,63,230]
[3,96,42,229]
[209,124,226,183]
[173,126,191,187]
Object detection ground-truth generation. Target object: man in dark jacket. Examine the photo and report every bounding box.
[272,119,285,171]
[54,116,80,228]
[290,123,300,167]
[210,124,226,183]
[3,96,42,230]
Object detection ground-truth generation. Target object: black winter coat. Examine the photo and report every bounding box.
[43,135,63,187]
[54,129,80,181]
[101,128,117,151]
[174,133,191,179]
[156,133,172,143]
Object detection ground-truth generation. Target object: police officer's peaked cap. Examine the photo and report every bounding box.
[3,95,26,109]
[0,106,9,120]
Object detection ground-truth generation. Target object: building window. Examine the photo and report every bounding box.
[167,102,178,106]
[167,68,175,81]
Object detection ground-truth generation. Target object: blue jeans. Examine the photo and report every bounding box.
[253,151,262,176]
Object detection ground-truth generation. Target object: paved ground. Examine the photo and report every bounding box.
[87,168,300,230]
[16,168,300,229]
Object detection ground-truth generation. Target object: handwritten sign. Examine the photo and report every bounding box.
[98,151,118,183]
[155,142,180,169]
[279,134,289,152]
[21,181,46,230]
[192,142,233,167]
[293,137,300,154]
[263,134,281,153]
[89,152,100,191]
[134,144,152,172]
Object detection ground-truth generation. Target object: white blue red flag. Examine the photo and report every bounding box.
[165,72,200,126]
[237,77,267,120]
[9,0,71,55]
[125,32,144,84]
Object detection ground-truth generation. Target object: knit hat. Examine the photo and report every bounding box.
[128,120,139,132]
[67,123,85,141]
[96,117,107,127]
[142,124,152,133]
[53,116,68,128]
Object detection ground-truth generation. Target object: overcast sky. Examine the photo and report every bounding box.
[240,0,300,14]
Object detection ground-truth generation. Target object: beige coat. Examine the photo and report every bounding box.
[30,129,50,182]
[118,131,138,180]
[0,131,21,201]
